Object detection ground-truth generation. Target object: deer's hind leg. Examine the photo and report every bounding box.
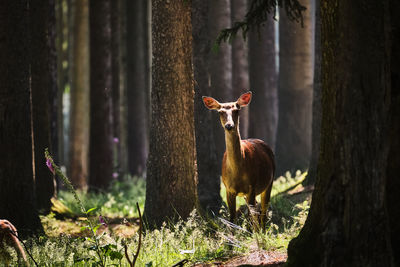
[260,182,273,230]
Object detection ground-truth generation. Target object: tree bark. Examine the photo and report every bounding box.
[69,0,89,189]
[30,0,57,213]
[144,0,198,228]
[192,0,222,215]
[117,0,128,175]
[55,0,70,167]
[89,0,114,190]
[231,0,249,139]
[0,0,43,237]
[208,0,232,167]
[248,18,278,150]
[387,0,400,264]
[275,0,313,176]
[126,0,149,177]
[287,1,395,265]
[48,0,59,168]
[303,0,320,186]
[111,0,121,176]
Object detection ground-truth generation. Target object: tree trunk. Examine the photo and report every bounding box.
[117,0,128,176]
[69,0,89,189]
[208,0,232,167]
[144,0,197,228]
[287,1,395,265]
[275,0,313,176]
[303,0,320,186]
[387,0,400,264]
[111,0,120,176]
[231,0,249,139]
[248,18,278,150]
[48,0,59,168]
[126,0,149,177]
[56,0,71,167]
[30,0,57,213]
[192,0,222,215]
[0,0,43,237]
[89,0,114,190]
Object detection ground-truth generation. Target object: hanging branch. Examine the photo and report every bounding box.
[124,203,143,267]
[8,230,38,267]
[215,0,306,46]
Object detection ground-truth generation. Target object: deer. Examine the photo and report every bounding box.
[0,219,28,265]
[202,91,275,229]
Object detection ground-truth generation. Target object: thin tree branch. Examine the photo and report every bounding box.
[9,230,38,267]
[124,202,143,267]
[215,0,306,46]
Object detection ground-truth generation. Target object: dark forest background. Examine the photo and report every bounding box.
[0,0,399,265]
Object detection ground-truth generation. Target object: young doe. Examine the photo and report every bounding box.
[203,91,275,229]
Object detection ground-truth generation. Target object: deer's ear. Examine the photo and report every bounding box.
[237,91,252,107]
[202,96,221,110]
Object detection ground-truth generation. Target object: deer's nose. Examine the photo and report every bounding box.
[225,123,234,130]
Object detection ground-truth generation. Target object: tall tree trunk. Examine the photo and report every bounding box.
[287,1,395,265]
[248,19,278,149]
[117,0,128,175]
[303,0,320,186]
[55,0,69,167]
[111,0,120,176]
[144,0,197,228]
[387,0,400,264]
[275,0,313,176]
[48,0,59,168]
[193,0,222,215]
[89,0,114,190]
[30,0,57,213]
[126,0,149,177]
[0,0,43,237]
[69,0,89,189]
[231,0,249,139]
[208,0,232,167]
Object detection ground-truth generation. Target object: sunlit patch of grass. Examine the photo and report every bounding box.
[271,170,307,197]
[7,170,310,266]
[220,170,307,216]
[57,175,146,218]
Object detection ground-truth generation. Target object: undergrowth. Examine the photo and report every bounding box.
[57,176,145,218]
[4,169,310,266]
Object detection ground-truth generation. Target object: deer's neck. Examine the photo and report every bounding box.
[224,127,243,166]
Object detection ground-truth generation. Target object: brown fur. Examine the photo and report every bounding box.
[203,92,275,229]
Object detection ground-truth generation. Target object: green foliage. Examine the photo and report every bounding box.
[58,176,146,218]
[8,160,309,266]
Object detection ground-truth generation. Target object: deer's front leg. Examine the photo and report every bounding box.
[246,187,259,231]
[226,191,237,222]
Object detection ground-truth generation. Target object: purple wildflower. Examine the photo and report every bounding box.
[99,215,108,227]
[113,137,119,144]
[46,158,55,174]
[112,172,118,179]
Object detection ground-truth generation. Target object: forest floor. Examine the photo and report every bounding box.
[41,174,312,266]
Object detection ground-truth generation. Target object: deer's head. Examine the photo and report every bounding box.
[202,91,252,131]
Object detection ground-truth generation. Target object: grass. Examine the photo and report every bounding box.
[3,171,310,266]
[56,175,146,218]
